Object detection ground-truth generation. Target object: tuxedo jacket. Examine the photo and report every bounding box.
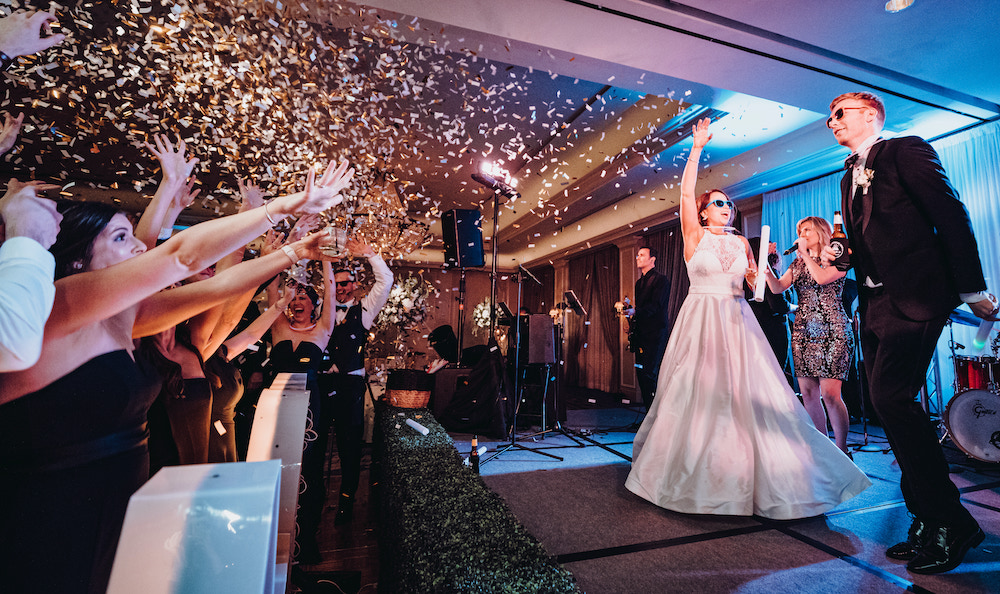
[632,268,671,347]
[841,135,986,321]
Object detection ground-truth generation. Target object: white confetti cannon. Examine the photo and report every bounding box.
[405,418,429,436]
[753,225,770,302]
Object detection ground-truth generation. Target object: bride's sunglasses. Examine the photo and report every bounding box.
[708,199,733,209]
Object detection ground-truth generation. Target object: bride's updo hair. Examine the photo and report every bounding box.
[50,201,124,280]
[696,189,735,226]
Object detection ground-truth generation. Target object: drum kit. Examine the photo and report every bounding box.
[943,309,1000,463]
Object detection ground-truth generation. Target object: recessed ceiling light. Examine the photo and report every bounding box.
[885,0,915,13]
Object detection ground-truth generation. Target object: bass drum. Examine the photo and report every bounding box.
[945,390,1000,463]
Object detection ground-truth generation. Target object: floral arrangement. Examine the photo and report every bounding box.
[372,274,438,334]
[853,167,875,193]
[471,298,492,335]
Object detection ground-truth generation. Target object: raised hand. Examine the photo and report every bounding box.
[283,160,355,215]
[346,237,375,257]
[174,177,200,211]
[275,281,296,310]
[0,10,66,58]
[144,134,199,187]
[0,112,24,155]
[237,177,266,212]
[260,228,286,258]
[287,213,323,243]
[691,117,713,150]
[0,179,63,248]
[291,230,343,262]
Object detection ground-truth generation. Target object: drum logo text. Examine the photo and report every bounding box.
[973,400,997,419]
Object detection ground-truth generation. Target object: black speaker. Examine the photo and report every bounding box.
[432,368,471,419]
[442,209,485,268]
[527,314,556,364]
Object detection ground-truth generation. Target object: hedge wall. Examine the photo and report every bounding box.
[375,403,579,593]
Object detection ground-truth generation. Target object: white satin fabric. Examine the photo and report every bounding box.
[625,232,871,520]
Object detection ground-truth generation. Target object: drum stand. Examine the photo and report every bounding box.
[938,320,960,445]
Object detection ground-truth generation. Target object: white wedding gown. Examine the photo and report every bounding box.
[625,231,871,520]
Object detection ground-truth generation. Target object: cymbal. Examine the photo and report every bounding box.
[949,308,981,327]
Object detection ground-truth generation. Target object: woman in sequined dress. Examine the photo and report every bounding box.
[766,216,854,454]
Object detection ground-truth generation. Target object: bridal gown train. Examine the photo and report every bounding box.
[625,231,871,520]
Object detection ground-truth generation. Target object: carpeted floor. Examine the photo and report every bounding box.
[472,409,1000,594]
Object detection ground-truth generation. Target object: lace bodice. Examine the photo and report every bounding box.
[686,231,749,296]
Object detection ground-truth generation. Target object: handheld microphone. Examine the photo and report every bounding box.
[782,241,798,256]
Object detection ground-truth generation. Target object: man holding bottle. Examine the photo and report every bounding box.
[827,91,998,574]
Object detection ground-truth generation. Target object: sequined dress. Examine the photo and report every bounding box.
[789,257,854,381]
[625,232,870,519]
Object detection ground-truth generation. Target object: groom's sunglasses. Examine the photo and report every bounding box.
[826,106,869,128]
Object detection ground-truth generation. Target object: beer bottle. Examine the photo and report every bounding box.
[830,211,851,272]
[469,435,480,474]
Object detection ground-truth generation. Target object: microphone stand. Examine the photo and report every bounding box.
[853,310,884,453]
[469,173,562,465]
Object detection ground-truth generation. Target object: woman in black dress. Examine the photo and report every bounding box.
[0,158,352,593]
[261,257,337,564]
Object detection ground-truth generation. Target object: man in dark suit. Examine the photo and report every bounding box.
[828,92,998,574]
[631,246,671,411]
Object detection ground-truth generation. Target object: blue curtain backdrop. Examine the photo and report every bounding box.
[761,119,1000,412]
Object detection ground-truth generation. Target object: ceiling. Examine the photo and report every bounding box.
[2,0,997,268]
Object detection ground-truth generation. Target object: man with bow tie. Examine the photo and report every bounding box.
[300,237,392,543]
[827,91,998,574]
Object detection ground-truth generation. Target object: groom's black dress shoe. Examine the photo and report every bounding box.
[886,517,928,561]
[906,522,985,574]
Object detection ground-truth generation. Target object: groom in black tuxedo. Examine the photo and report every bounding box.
[828,92,998,574]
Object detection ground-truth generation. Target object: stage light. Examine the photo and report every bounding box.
[471,162,519,197]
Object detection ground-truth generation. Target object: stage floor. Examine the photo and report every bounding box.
[296,404,1000,593]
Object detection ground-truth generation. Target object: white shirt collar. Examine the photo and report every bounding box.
[851,134,883,163]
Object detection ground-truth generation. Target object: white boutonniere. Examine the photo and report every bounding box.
[853,167,875,192]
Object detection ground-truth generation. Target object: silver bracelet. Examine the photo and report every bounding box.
[264,201,277,226]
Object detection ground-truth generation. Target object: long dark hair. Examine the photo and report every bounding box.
[50,200,123,280]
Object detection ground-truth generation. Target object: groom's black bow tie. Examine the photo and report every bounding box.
[336,305,348,311]
[844,154,860,169]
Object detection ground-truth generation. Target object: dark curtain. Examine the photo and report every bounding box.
[640,222,689,337]
[565,246,620,392]
[521,265,554,315]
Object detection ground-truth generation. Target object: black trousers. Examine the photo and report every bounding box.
[860,289,975,530]
[297,373,366,538]
[634,337,667,411]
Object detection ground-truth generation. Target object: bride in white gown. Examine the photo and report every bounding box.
[625,118,870,520]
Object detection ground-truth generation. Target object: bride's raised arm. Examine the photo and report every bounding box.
[680,118,712,257]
